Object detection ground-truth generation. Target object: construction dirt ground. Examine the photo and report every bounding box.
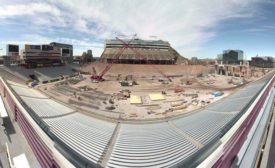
[34,63,272,120]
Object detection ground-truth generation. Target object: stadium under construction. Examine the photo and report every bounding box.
[0,38,274,168]
[100,39,181,64]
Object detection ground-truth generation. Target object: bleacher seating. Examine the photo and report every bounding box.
[107,122,199,167]
[21,96,75,118]
[44,113,117,164]
[10,84,47,98]
[5,68,274,168]
[101,48,175,64]
[172,111,235,144]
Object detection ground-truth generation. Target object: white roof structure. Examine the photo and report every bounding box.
[13,153,30,168]
[0,96,8,118]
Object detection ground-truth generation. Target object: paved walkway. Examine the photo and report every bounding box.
[0,93,40,168]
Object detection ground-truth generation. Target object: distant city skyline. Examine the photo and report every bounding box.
[0,0,275,59]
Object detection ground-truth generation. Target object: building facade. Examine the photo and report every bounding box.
[250,56,274,68]
[100,39,178,64]
[217,49,244,64]
[20,44,61,68]
[50,42,73,63]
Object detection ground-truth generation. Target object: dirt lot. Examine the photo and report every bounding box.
[81,63,212,77]
[37,63,262,120]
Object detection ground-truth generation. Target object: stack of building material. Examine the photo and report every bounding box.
[171,101,183,107]
[169,104,187,111]
[130,95,142,104]
[149,93,165,101]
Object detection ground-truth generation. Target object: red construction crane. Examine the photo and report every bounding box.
[90,35,172,82]
[115,37,172,82]
[90,34,136,80]
[242,54,258,75]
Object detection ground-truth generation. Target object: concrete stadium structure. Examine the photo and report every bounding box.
[100,39,180,64]
[0,72,274,168]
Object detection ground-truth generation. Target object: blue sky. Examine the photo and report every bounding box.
[0,0,275,59]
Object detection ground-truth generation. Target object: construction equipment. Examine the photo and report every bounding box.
[90,35,172,82]
[171,101,183,107]
[117,74,122,80]
[162,80,169,84]
[119,89,131,98]
[126,75,132,81]
[242,54,258,75]
[186,81,192,85]
[90,34,137,81]
[116,37,172,82]
[120,80,133,86]
[60,74,67,80]
[174,88,183,93]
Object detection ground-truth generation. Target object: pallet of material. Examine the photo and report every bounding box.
[164,99,184,102]
[169,104,187,111]
[129,113,137,117]
[136,104,159,107]
[165,94,178,97]
[149,93,165,101]
[170,101,183,107]
[146,106,161,111]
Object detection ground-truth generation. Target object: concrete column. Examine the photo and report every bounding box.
[225,66,229,76]
[215,65,218,74]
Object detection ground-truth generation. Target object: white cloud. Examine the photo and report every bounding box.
[244,25,275,32]
[0,0,268,57]
[0,34,104,56]
[49,0,263,56]
[0,3,60,18]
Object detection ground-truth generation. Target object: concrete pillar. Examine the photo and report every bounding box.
[215,65,218,74]
[225,66,228,76]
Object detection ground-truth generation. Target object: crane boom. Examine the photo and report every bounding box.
[243,54,258,75]
[91,34,136,80]
[98,45,128,77]
[92,67,97,76]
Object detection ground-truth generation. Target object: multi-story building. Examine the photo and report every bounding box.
[50,42,73,63]
[217,49,244,64]
[86,49,93,62]
[20,44,61,68]
[250,56,274,68]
